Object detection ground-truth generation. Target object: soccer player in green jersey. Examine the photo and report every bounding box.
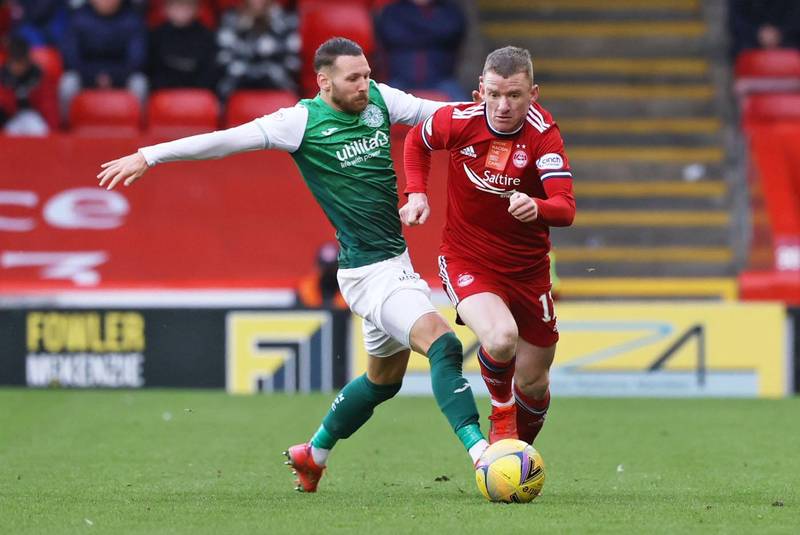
[97,37,488,492]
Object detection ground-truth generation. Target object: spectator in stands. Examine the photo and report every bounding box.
[215,0,300,100]
[729,0,800,57]
[296,241,347,310]
[0,36,49,135]
[59,0,147,120]
[148,0,218,91]
[375,0,467,100]
[9,0,68,47]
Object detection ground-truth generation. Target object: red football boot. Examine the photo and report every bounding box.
[283,443,325,492]
[488,404,518,443]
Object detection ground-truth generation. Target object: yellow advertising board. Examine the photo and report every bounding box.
[226,311,334,394]
[350,302,788,398]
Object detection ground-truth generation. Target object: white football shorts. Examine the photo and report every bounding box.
[337,249,436,357]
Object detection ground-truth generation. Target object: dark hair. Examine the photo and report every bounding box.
[483,46,533,81]
[313,37,364,72]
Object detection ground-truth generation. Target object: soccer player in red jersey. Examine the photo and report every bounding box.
[401,46,575,444]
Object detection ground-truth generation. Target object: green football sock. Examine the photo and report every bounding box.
[311,374,402,449]
[427,332,484,450]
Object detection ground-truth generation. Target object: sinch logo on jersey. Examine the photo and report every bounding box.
[536,153,563,170]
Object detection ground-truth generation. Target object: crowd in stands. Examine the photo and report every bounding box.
[0,0,467,137]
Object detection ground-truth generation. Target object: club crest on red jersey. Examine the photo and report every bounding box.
[512,149,528,169]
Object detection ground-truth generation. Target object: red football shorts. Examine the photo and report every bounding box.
[437,254,559,347]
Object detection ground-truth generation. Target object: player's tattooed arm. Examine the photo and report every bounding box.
[399,192,431,226]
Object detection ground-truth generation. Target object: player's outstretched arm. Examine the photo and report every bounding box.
[98,152,149,190]
[96,106,307,191]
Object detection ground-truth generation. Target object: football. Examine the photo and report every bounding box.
[475,439,545,503]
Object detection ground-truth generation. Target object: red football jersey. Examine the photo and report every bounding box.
[405,101,575,279]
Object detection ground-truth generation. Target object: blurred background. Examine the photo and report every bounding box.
[0,0,797,399]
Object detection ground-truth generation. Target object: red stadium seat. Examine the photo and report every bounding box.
[69,90,141,137]
[299,2,374,97]
[147,88,220,139]
[30,46,64,83]
[26,47,62,129]
[0,86,16,115]
[734,49,800,96]
[224,89,297,127]
[0,2,10,38]
[215,0,241,11]
[743,93,800,125]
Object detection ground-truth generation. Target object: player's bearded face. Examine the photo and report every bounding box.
[480,71,538,133]
[327,55,371,114]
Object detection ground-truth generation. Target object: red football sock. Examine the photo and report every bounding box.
[477,346,515,405]
[514,384,550,444]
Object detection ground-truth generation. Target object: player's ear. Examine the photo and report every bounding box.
[530,84,540,104]
[478,76,485,100]
[317,70,331,93]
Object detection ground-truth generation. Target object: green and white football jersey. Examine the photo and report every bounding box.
[249,81,444,268]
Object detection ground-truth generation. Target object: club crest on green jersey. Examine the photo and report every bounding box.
[360,104,385,128]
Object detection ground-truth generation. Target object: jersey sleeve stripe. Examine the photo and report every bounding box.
[452,104,485,118]
[452,110,484,119]
[458,103,484,113]
[540,171,573,180]
[526,111,548,131]
[421,116,435,151]
[528,107,551,129]
[526,116,547,133]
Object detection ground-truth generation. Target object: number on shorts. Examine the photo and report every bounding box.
[539,292,553,322]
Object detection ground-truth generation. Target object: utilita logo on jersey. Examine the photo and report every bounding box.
[335,130,389,168]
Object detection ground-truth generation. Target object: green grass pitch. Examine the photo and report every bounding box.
[1,389,797,534]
